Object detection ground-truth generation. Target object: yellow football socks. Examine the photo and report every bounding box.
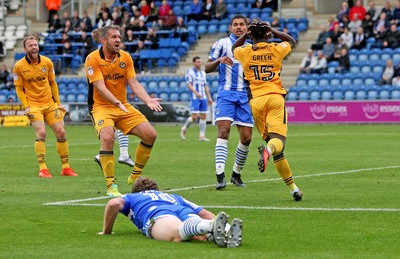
[100,152,115,189]
[35,139,47,170]
[57,139,70,169]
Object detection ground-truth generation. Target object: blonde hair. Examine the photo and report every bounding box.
[23,36,38,48]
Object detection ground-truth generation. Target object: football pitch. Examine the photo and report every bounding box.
[1,124,399,258]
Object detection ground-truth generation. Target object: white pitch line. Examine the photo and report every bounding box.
[43,165,400,208]
[42,203,400,212]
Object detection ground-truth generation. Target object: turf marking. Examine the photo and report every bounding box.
[44,165,400,213]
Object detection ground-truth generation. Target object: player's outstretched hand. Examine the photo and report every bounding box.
[147,98,163,112]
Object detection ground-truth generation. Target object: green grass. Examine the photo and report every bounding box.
[1,124,399,258]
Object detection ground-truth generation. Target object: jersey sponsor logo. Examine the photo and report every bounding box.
[27,76,46,83]
[104,73,125,80]
[98,119,104,126]
[88,66,94,76]
[119,62,126,68]
[41,67,47,73]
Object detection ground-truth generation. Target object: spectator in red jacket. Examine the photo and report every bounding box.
[159,0,171,17]
[349,0,366,21]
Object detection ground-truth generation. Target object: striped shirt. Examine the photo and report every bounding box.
[185,67,208,100]
[208,34,247,93]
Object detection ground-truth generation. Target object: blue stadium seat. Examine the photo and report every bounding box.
[344,90,355,100]
[158,92,169,102]
[355,90,367,100]
[309,91,320,100]
[379,89,391,99]
[367,89,379,100]
[67,94,77,103]
[286,91,298,101]
[76,94,86,102]
[391,89,400,99]
[332,89,344,100]
[298,91,309,100]
[364,77,376,87]
[321,90,332,100]
[179,92,190,102]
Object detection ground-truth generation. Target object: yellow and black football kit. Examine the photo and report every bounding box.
[234,41,291,139]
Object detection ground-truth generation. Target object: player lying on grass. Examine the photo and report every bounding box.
[98,177,243,248]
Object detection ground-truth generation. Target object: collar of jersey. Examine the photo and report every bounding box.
[25,54,41,64]
[99,46,121,61]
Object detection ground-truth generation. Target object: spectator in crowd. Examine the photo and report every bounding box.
[352,27,367,50]
[322,37,335,60]
[348,13,362,33]
[7,96,14,103]
[382,23,400,49]
[393,0,400,25]
[349,0,366,21]
[98,10,112,28]
[329,24,342,44]
[145,28,159,49]
[159,0,171,18]
[175,16,188,41]
[362,12,374,38]
[337,1,350,23]
[60,11,71,29]
[46,0,61,23]
[62,41,73,67]
[251,0,276,9]
[299,49,317,74]
[120,11,131,39]
[339,15,350,31]
[77,30,94,60]
[111,10,122,26]
[140,0,150,19]
[392,64,400,86]
[47,12,62,33]
[71,10,81,31]
[335,48,350,73]
[341,27,354,48]
[379,59,395,85]
[124,29,136,42]
[81,11,93,32]
[311,25,330,50]
[97,2,110,23]
[0,64,10,89]
[137,19,148,41]
[310,51,327,74]
[372,23,388,48]
[202,0,216,21]
[373,12,390,35]
[147,1,159,22]
[328,16,339,31]
[215,0,227,20]
[271,17,281,29]
[188,0,203,22]
[162,9,177,30]
[57,17,73,34]
[380,0,393,21]
[366,0,379,21]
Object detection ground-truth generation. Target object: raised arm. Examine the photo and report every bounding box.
[205,57,234,73]
[270,28,297,48]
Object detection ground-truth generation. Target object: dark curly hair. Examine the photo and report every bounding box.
[248,21,271,40]
[132,177,159,193]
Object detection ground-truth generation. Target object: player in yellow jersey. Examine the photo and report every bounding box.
[85,25,162,197]
[13,36,78,178]
[232,21,303,201]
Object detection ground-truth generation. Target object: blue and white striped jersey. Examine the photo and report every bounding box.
[120,190,203,234]
[208,34,247,93]
[185,68,208,100]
